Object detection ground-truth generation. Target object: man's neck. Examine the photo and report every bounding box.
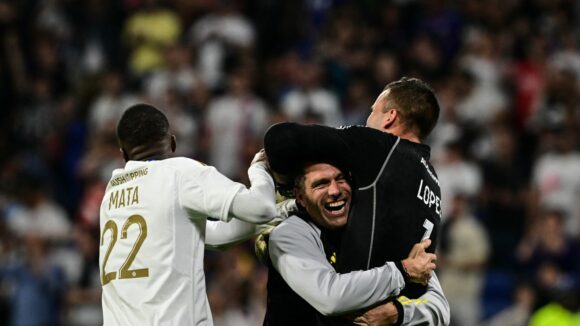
[398,132,420,143]
[127,143,172,162]
[383,125,421,143]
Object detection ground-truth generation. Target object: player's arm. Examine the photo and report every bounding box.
[264,122,391,184]
[270,218,407,316]
[227,159,277,223]
[398,272,450,325]
[352,272,450,326]
[206,200,296,250]
[265,122,350,176]
[205,219,271,250]
[179,154,277,224]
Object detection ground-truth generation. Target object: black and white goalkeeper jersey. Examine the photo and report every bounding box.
[265,122,442,298]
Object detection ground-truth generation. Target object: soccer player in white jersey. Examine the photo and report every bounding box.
[99,103,277,325]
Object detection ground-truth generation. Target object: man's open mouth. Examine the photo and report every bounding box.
[325,200,347,215]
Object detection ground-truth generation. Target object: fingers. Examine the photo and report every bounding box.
[251,148,268,165]
[408,239,431,258]
[427,262,437,271]
[408,243,422,258]
[421,239,432,249]
[420,254,437,284]
[404,248,438,284]
[425,252,437,263]
[422,253,437,270]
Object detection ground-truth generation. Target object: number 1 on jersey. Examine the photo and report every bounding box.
[422,219,434,240]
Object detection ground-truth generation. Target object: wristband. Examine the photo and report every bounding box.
[387,297,404,326]
[395,260,411,286]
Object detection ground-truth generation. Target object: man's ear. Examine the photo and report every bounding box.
[294,188,305,208]
[120,148,129,162]
[382,108,398,130]
[170,135,177,153]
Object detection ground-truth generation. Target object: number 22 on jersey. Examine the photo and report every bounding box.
[101,214,149,285]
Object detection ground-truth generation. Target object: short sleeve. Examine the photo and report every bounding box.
[179,163,245,221]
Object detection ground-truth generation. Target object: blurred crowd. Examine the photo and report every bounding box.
[0,0,579,325]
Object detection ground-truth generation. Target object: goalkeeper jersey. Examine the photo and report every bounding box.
[99,157,244,326]
[265,123,442,298]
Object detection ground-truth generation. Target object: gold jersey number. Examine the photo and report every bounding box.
[101,214,149,285]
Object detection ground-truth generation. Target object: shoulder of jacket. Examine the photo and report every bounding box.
[272,215,320,239]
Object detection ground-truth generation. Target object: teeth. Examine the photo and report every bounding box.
[325,200,347,214]
[328,201,345,207]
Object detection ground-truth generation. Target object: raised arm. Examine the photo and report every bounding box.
[178,155,276,224]
[264,122,395,186]
[205,219,269,250]
[228,160,277,223]
[264,122,351,176]
[206,199,296,250]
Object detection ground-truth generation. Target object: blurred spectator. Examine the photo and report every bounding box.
[372,52,401,92]
[434,141,482,219]
[529,285,580,326]
[204,67,268,180]
[440,195,490,326]
[317,6,374,95]
[280,58,343,126]
[0,234,66,326]
[517,210,580,304]
[426,74,463,160]
[207,246,266,326]
[460,28,506,90]
[35,0,72,43]
[65,0,125,76]
[5,175,70,242]
[456,29,507,129]
[123,0,181,78]
[87,70,140,136]
[65,227,102,326]
[145,43,200,104]
[510,33,547,130]
[483,282,536,326]
[415,0,463,63]
[405,33,445,80]
[530,65,579,136]
[156,87,198,158]
[549,31,580,84]
[76,131,124,229]
[342,78,374,126]
[188,0,255,90]
[27,32,70,98]
[374,4,406,53]
[531,129,580,237]
[14,76,61,151]
[478,125,527,269]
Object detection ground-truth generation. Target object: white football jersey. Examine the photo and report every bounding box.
[99,158,244,325]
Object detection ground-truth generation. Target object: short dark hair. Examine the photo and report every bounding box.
[117,103,170,148]
[383,77,440,139]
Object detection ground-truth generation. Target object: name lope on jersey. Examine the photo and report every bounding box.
[416,157,441,218]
